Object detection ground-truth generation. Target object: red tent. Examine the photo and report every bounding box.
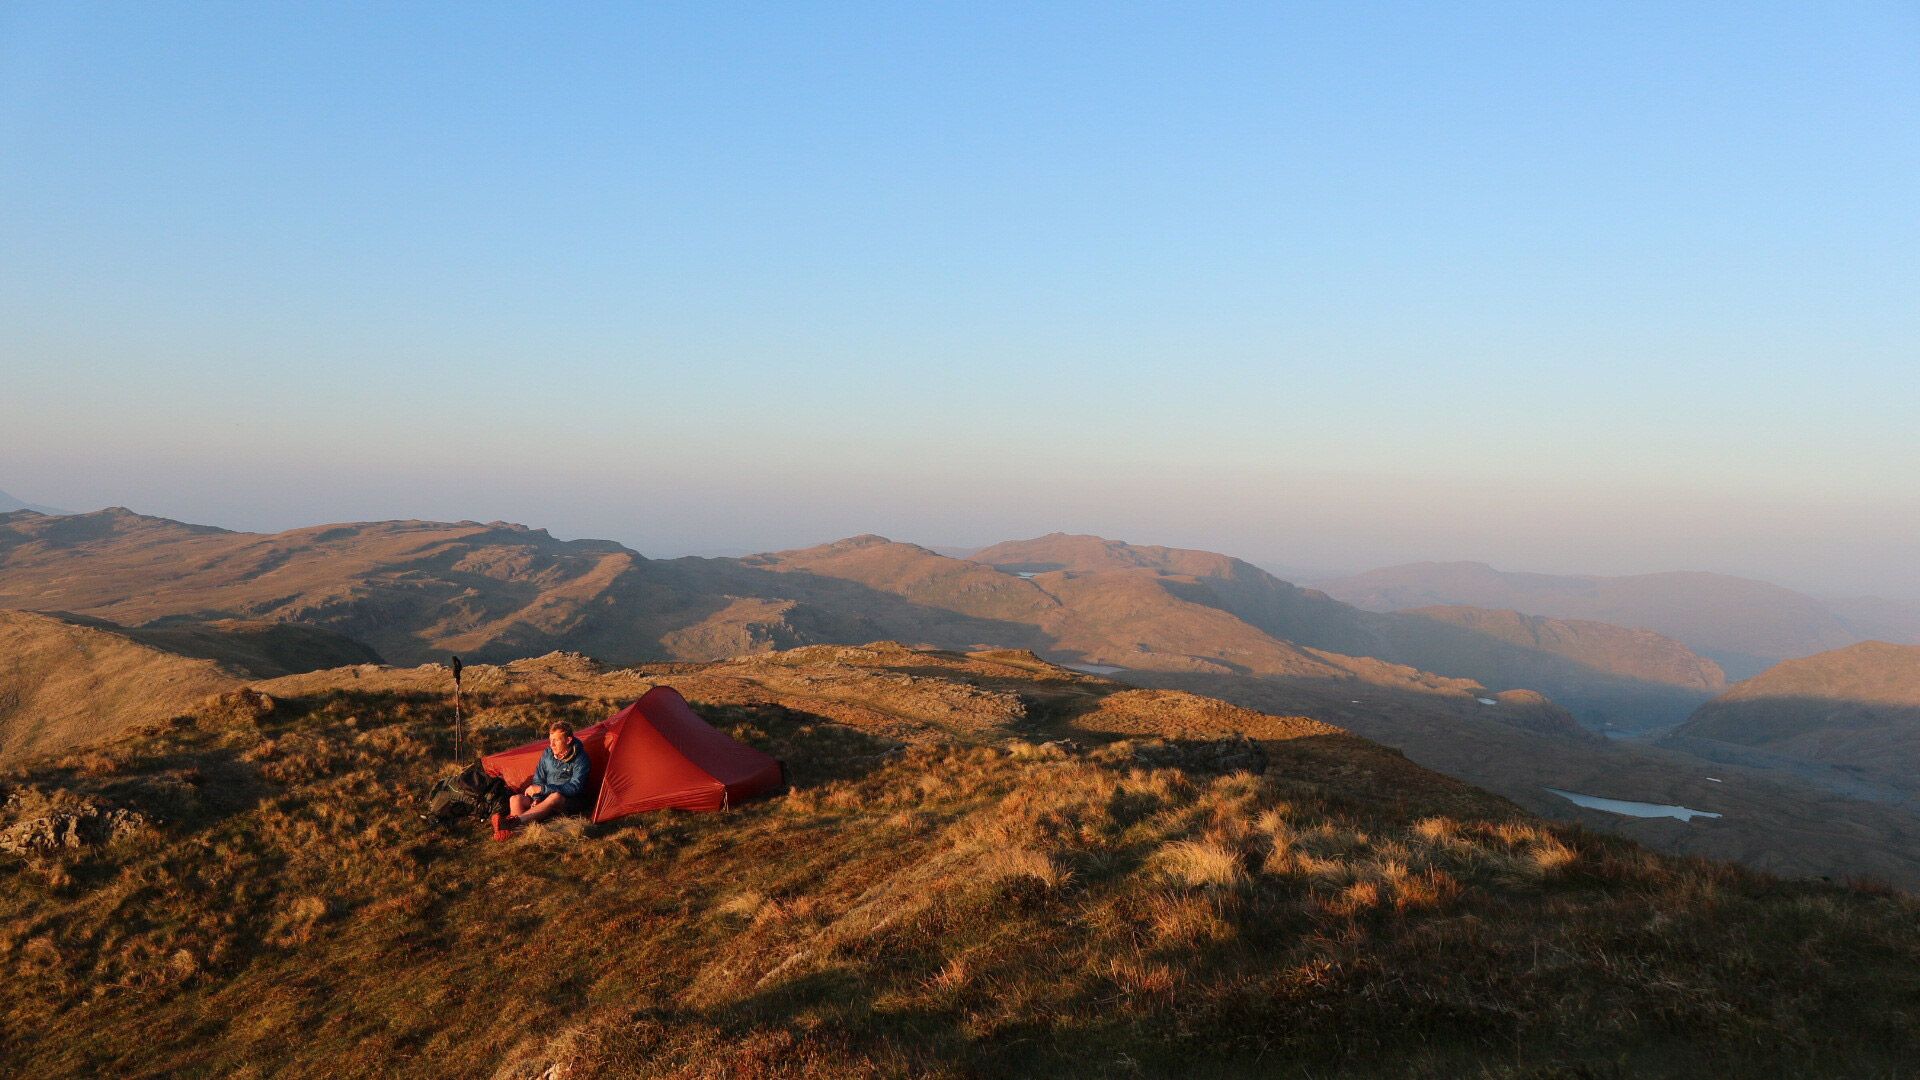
[483,686,783,821]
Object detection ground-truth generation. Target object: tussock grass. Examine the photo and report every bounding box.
[0,685,1917,1079]
[1151,837,1249,889]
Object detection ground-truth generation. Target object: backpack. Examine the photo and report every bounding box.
[424,762,511,824]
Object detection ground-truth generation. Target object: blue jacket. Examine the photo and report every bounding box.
[531,738,591,799]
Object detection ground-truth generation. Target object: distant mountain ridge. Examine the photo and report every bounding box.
[0,489,71,516]
[0,508,673,666]
[0,513,1727,732]
[0,508,1608,770]
[1823,595,1920,647]
[977,533,1725,730]
[0,511,1639,741]
[1315,560,1874,679]
[13,511,1920,888]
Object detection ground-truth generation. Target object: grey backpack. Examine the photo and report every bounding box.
[425,762,511,823]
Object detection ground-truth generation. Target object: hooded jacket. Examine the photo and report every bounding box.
[531,737,591,800]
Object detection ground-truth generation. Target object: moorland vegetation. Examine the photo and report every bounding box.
[2,647,1916,1079]
[7,510,1920,899]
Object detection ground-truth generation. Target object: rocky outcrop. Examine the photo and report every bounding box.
[0,788,147,855]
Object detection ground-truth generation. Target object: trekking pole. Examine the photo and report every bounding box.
[451,655,464,765]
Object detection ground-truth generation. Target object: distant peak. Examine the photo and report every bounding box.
[0,489,72,515]
[989,532,1113,546]
[82,506,226,530]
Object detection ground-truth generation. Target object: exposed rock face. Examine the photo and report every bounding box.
[1126,734,1269,775]
[0,789,147,855]
[4,514,1852,878]
[9,638,1920,1078]
[249,644,1518,824]
[198,687,278,726]
[1667,641,1920,775]
[656,598,882,660]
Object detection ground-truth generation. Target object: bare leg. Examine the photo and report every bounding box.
[492,793,532,840]
[517,791,567,825]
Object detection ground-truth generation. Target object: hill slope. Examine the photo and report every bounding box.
[692,535,1514,705]
[0,513,1720,729]
[3,646,1915,1079]
[1375,605,1725,731]
[14,513,1920,887]
[0,610,376,765]
[0,514,1600,755]
[0,509,712,666]
[979,534,1725,729]
[1667,641,1920,777]
[1316,560,1859,679]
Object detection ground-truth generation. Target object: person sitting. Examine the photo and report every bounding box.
[492,720,591,840]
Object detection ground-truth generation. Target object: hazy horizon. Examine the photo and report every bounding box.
[4,4,1914,600]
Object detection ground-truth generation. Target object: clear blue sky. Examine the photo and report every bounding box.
[3,2,1915,594]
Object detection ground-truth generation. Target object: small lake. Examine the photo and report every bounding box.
[1545,788,1722,822]
[1064,663,1125,674]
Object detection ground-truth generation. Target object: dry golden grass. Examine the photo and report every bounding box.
[1151,837,1248,889]
[0,611,245,765]
[0,673,1917,1080]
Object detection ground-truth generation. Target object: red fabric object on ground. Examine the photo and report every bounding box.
[482,686,783,822]
[482,719,615,792]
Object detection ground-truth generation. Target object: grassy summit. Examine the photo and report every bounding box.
[2,646,1915,1079]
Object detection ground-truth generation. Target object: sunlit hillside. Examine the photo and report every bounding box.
[4,646,1915,1079]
